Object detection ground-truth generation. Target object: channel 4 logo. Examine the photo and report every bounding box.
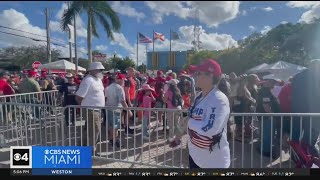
[10,146,32,168]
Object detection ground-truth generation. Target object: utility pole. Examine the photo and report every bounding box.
[67,1,73,64]
[45,8,51,71]
[74,10,78,73]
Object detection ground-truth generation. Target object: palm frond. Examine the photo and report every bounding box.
[94,12,113,40]
[61,1,83,31]
[91,14,99,38]
[95,2,121,31]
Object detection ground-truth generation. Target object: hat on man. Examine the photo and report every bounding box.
[88,62,105,71]
[65,73,73,78]
[115,73,126,80]
[191,59,222,78]
[28,70,38,77]
[157,70,163,75]
[141,84,155,92]
[77,72,84,76]
[0,71,10,77]
[147,78,156,84]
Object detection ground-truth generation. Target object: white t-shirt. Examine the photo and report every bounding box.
[105,83,125,112]
[187,88,230,168]
[75,75,105,107]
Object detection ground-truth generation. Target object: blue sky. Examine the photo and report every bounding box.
[0,1,319,65]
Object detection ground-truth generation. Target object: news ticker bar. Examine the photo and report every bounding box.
[5,168,320,176]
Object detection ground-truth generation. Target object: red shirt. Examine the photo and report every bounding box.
[74,76,81,85]
[125,77,136,101]
[278,83,292,113]
[103,76,109,88]
[155,77,165,94]
[0,79,14,95]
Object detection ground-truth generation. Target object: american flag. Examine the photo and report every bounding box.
[138,33,152,43]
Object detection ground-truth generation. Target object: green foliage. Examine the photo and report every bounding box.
[102,56,135,72]
[188,20,320,74]
[0,45,61,69]
[137,63,147,73]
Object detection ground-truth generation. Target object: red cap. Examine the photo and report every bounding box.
[116,73,126,80]
[28,70,38,77]
[147,78,156,84]
[192,59,222,77]
[188,65,197,73]
[157,70,163,75]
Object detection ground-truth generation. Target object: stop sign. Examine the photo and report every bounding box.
[32,61,42,69]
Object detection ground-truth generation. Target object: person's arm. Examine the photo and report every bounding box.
[75,78,91,105]
[119,87,132,117]
[49,79,57,90]
[150,93,156,102]
[124,79,132,106]
[162,90,169,104]
[198,98,230,137]
[34,81,43,102]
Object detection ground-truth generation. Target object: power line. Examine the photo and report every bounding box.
[0,25,68,44]
[0,30,87,54]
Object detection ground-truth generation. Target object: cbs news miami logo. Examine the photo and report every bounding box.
[10,146,32,169]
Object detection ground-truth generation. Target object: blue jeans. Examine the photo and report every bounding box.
[142,117,149,137]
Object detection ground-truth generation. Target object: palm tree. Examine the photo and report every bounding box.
[61,1,121,63]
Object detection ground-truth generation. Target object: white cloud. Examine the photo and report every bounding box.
[0,9,47,47]
[0,8,87,59]
[262,6,273,12]
[95,45,108,52]
[286,1,320,9]
[261,26,272,35]
[152,25,238,51]
[110,1,145,22]
[145,1,240,27]
[53,3,87,38]
[286,1,320,24]
[248,25,256,31]
[281,21,288,24]
[299,4,320,24]
[241,10,247,16]
[242,36,247,40]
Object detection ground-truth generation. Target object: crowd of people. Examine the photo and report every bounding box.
[1,58,319,168]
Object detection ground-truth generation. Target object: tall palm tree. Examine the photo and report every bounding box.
[61,1,121,63]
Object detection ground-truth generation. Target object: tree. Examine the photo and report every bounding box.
[137,63,147,73]
[0,45,61,69]
[78,58,90,69]
[61,1,121,63]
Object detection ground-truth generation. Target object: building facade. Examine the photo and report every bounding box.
[146,51,192,72]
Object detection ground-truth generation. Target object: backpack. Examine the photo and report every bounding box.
[171,91,183,107]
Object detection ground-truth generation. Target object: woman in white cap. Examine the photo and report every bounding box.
[187,59,230,168]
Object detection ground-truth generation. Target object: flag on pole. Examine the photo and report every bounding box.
[67,24,75,43]
[154,32,165,41]
[138,33,152,43]
[171,31,180,40]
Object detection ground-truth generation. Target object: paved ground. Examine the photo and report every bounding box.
[0,112,296,169]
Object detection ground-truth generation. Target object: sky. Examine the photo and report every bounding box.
[0,1,319,65]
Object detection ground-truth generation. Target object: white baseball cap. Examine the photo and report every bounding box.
[88,62,105,71]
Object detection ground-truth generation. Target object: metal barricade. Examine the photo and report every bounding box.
[0,102,62,147]
[0,90,62,107]
[1,101,319,169]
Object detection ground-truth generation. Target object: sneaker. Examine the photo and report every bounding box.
[124,127,134,135]
[169,139,181,148]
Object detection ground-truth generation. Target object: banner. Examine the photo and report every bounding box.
[10,146,92,176]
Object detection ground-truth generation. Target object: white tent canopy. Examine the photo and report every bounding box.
[38,60,86,71]
[246,63,269,73]
[262,61,307,81]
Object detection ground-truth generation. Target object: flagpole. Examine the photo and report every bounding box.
[169,29,172,69]
[137,32,139,68]
[152,30,155,73]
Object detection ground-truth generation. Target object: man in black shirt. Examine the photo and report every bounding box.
[59,73,78,126]
[256,79,281,158]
